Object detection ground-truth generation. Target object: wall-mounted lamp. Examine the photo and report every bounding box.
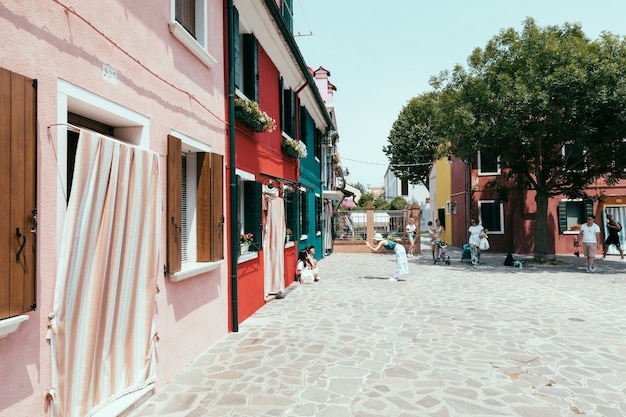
[447,154,452,164]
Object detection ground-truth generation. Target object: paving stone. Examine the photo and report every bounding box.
[126,244,626,417]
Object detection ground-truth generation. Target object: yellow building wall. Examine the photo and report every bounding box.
[434,158,452,243]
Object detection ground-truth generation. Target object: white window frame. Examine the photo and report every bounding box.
[168,0,217,68]
[56,80,150,253]
[169,130,222,281]
[478,200,504,234]
[477,151,501,176]
[560,198,585,235]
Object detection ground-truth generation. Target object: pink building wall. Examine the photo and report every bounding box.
[0,1,229,416]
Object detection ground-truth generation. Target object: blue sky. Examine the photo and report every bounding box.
[295,0,626,188]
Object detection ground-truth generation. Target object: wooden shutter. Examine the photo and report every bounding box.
[557,201,567,233]
[584,200,595,219]
[167,135,182,274]
[283,89,295,138]
[279,77,284,132]
[0,68,37,319]
[197,152,224,262]
[244,181,263,251]
[232,7,241,90]
[242,34,258,102]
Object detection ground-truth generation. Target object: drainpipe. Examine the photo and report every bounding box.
[227,0,238,332]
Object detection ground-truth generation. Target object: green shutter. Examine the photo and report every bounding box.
[244,181,263,251]
[279,77,284,132]
[233,7,240,89]
[242,34,258,102]
[584,200,595,219]
[557,201,567,233]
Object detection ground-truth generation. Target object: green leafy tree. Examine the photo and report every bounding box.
[442,18,626,260]
[384,92,446,190]
[374,196,390,210]
[357,192,374,208]
[352,182,366,194]
[389,196,408,210]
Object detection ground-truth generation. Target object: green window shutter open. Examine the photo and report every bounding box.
[557,201,567,233]
[242,34,258,102]
[233,7,240,89]
[244,181,263,251]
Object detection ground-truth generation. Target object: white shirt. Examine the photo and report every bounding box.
[468,224,484,246]
[579,222,600,243]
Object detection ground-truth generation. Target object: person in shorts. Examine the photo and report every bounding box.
[602,213,624,260]
[579,215,601,273]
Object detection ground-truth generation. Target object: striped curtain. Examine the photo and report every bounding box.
[263,186,286,295]
[49,131,160,417]
[603,206,626,255]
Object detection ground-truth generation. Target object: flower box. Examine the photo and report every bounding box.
[234,97,276,133]
[281,144,300,159]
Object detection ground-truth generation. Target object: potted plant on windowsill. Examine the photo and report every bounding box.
[281,137,307,159]
[285,228,294,242]
[240,233,253,254]
[234,97,276,133]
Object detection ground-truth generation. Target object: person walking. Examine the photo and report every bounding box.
[431,219,444,260]
[602,213,624,260]
[405,218,417,257]
[468,218,485,267]
[366,233,409,281]
[579,215,601,273]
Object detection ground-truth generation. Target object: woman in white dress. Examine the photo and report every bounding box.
[468,219,486,266]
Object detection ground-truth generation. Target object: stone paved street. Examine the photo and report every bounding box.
[127,238,626,417]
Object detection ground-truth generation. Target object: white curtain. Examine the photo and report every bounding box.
[263,185,286,295]
[49,131,161,417]
[324,200,333,253]
[603,206,626,255]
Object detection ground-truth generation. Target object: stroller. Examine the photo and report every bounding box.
[461,243,480,266]
[433,240,451,265]
[461,244,472,262]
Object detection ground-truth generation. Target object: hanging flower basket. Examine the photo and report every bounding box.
[234,97,276,133]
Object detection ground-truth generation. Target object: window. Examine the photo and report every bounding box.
[238,177,263,252]
[557,199,594,233]
[299,189,308,238]
[314,128,322,160]
[0,67,37,320]
[401,179,409,196]
[233,9,259,101]
[478,150,500,175]
[169,0,216,68]
[167,135,224,276]
[478,200,504,233]
[280,0,293,33]
[284,187,297,237]
[562,142,586,172]
[281,81,296,138]
[315,195,322,235]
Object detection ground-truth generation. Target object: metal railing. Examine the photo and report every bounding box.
[333,209,408,241]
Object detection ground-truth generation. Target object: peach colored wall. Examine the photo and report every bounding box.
[0,1,228,416]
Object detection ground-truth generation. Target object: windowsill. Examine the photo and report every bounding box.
[168,21,217,68]
[300,235,308,241]
[285,241,294,248]
[563,230,581,235]
[238,251,259,264]
[169,261,222,282]
[0,315,29,339]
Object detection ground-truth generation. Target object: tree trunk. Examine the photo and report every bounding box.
[534,192,549,261]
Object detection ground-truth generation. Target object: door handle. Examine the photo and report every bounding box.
[16,228,26,263]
